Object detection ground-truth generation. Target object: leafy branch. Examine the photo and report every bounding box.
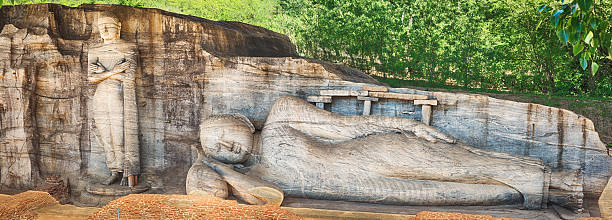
[539,0,612,77]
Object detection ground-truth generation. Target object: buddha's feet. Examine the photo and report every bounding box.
[102,171,122,185]
[120,176,129,186]
[549,169,584,213]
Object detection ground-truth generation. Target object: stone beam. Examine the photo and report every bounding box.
[413,99,438,106]
[306,95,332,103]
[369,92,428,100]
[320,90,368,97]
[307,95,332,109]
[362,85,388,92]
[357,96,379,101]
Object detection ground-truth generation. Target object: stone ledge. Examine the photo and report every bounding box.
[320,90,368,97]
[306,95,332,103]
[362,85,388,92]
[414,99,438,106]
[357,96,379,102]
[369,92,428,100]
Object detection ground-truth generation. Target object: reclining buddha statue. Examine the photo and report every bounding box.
[187,96,584,212]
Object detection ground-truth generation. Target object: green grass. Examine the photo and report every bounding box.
[376,77,612,101]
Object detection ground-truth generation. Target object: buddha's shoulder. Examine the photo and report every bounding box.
[269,96,310,112]
[89,40,137,52]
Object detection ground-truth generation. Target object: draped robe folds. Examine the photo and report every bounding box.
[247,96,550,209]
[88,40,140,178]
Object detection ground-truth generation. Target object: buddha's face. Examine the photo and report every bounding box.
[98,17,120,43]
[200,117,253,164]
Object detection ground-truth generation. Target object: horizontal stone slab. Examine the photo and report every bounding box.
[306,95,332,103]
[414,99,438,106]
[357,96,379,102]
[320,90,368,97]
[362,85,388,92]
[369,92,428,100]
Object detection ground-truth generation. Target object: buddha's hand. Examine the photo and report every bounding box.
[89,62,106,74]
[111,60,130,74]
[410,124,456,144]
[109,72,127,81]
[201,157,232,170]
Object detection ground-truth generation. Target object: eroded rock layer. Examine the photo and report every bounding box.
[0,4,609,206]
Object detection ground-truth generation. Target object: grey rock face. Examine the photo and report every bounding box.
[193,97,586,211]
[0,4,304,197]
[0,4,609,209]
[249,96,541,208]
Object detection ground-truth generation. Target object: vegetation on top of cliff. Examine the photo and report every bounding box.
[2,0,610,98]
[538,0,612,94]
[289,0,611,98]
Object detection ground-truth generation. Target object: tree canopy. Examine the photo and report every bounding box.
[283,0,611,97]
[2,0,610,97]
[539,0,611,94]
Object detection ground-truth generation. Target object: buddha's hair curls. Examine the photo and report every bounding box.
[200,113,255,133]
[97,11,121,26]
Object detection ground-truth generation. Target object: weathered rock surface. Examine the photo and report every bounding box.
[185,163,228,199]
[0,3,304,196]
[34,175,70,204]
[0,3,609,210]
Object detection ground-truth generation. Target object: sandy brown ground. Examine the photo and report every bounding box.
[34,204,98,220]
[1,192,608,219]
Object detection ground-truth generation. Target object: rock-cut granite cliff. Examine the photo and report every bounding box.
[0,4,609,206]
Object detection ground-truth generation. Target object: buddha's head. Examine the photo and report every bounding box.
[200,114,255,164]
[98,13,121,43]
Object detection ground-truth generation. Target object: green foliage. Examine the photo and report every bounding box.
[282,0,593,95]
[2,0,610,97]
[2,0,288,34]
[539,0,611,95]
[284,0,610,96]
